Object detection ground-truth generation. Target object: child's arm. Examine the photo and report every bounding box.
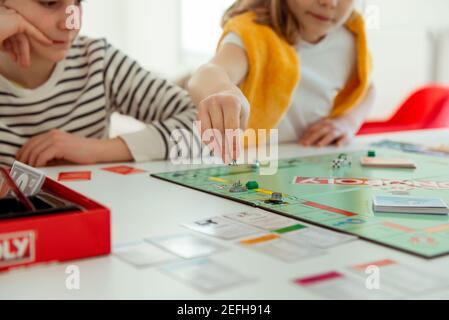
[300,84,376,147]
[15,130,132,168]
[187,43,250,161]
[103,44,200,162]
[14,44,201,168]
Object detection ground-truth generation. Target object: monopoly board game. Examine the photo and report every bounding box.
[152,148,449,259]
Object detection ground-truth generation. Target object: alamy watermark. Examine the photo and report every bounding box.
[365,265,381,290]
[65,5,81,30]
[65,265,80,290]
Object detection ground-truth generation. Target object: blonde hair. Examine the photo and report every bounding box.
[222,0,300,45]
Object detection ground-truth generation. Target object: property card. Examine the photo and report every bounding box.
[295,271,398,300]
[182,216,261,240]
[114,241,178,268]
[147,234,226,259]
[351,259,449,295]
[275,224,358,249]
[161,258,253,293]
[58,171,92,182]
[225,211,299,231]
[102,165,147,175]
[239,234,325,263]
[360,157,417,169]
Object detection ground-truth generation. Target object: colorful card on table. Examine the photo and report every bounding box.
[239,234,324,263]
[350,259,449,295]
[183,216,261,240]
[274,224,358,249]
[58,171,92,182]
[114,241,178,268]
[102,165,147,175]
[146,234,226,259]
[161,258,253,293]
[224,211,299,231]
[294,271,398,300]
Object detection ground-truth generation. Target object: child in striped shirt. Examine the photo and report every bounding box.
[0,0,198,167]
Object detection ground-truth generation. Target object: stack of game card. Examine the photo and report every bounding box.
[360,157,417,169]
[373,195,449,215]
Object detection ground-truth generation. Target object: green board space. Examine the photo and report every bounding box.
[152,149,449,259]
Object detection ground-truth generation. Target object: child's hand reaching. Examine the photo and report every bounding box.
[299,116,357,148]
[16,130,133,168]
[198,91,250,162]
[0,5,52,68]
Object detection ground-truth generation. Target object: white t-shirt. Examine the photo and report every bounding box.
[222,27,357,143]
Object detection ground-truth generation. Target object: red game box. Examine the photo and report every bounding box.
[0,170,111,272]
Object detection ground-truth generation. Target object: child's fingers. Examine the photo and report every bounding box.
[317,130,341,147]
[305,118,331,134]
[2,38,17,62]
[197,102,212,137]
[28,138,55,167]
[302,126,332,146]
[16,33,30,68]
[11,36,22,66]
[222,96,241,131]
[237,95,250,131]
[305,122,324,135]
[240,107,249,130]
[208,101,225,145]
[198,101,222,157]
[300,124,329,145]
[17,132,50,164]
[209,100,225,134]
[35,147,58,168]
[336,134,350,147]
[301,122,329,141]
[206,108,223,159]
[199,109,218,155]
[223,99,241,161]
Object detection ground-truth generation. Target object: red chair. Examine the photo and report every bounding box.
[358,85,449,135]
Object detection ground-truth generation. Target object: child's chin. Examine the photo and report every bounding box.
[39,51,70,63]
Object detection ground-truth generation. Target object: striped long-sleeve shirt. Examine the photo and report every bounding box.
[0,36,200,167]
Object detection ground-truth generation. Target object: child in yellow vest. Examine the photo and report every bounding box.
[188,0,375,160]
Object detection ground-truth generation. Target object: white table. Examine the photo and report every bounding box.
[1,129,449,300]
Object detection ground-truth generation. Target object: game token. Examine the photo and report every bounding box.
[229,181,247,193]
[368,150,376,158]
[265,192,284,205]
[246,181,259,190]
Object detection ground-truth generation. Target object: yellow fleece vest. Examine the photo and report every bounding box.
[219,11,372,134]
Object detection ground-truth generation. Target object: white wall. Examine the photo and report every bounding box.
[82,0,449,123]
[365,0,449,119]
[82,0,181,77]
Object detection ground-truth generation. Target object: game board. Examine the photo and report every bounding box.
[152,149,449,259]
